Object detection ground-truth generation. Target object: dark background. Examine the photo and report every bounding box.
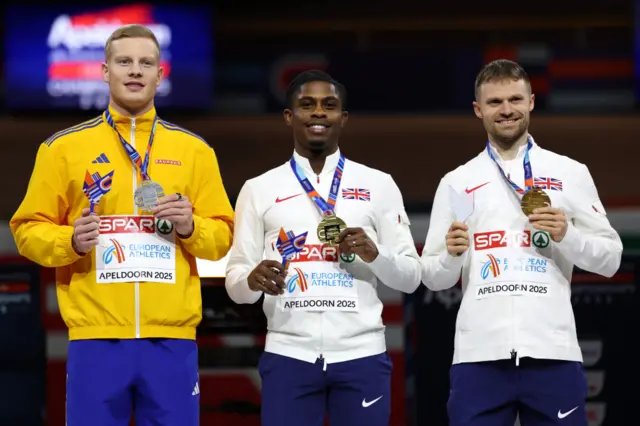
[1,1,638,425]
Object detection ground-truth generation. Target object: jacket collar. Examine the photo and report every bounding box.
[104,104,157,135]
[485,134,538,165]
[292,148,342,178]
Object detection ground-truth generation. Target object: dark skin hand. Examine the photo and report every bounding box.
[248,260,287,296]
[335,227,379,263]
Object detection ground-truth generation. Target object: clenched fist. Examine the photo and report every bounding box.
[72,208,100,255]
[151,193,194,237]
[335,227,379,263]
[446,221,470,257]
[529,207,568,243]
[248,260,287,296]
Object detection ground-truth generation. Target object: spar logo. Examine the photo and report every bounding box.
[99,216,155,234]
[287,267,309,293]
[480,254,504,279]
[474,230,531,251]
[284,244,356,264]
[289,244,339,263]
[156,219,174,235]
[103,238,126,264]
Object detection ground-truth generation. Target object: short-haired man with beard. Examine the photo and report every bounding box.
[420,59,622,426]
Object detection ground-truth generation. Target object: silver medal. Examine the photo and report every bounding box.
[134,180,165,210]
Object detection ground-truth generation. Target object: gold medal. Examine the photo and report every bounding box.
[317,214,347,246]
[521,187,551,216]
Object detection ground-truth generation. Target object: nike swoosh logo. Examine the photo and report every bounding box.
[465,182,490,194]
[362,395,383,408]
[275,194,302,203]
[557,406,579,419]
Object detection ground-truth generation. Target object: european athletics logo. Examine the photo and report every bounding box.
[287,267,309,293]
[102,239,126,265]
[480,254,502,279]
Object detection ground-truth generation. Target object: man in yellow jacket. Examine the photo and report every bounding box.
[10,24,234,426]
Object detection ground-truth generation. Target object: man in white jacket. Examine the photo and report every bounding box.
[420,59,623,426]
[225,70,421,426]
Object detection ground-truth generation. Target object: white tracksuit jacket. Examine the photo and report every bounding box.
[225,149,421,365]
[420,136,623,365]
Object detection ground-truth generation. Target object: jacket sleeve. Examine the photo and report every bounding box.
[224,181,264,304]
[420,175,465,291]
[367,174,422,293]
[10,143,82,267]
[554,164,623,278]
[178,144,234,261]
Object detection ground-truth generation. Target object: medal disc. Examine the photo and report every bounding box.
[521,187,551,216]
[317,214,347,246]
[134,180,165,210]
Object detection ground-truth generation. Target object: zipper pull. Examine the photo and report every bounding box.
[316,175,320,184]
[319,354,327,371]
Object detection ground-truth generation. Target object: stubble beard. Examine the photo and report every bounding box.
[489,116,529,149]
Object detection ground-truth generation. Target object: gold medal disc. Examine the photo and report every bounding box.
[317,214,347,246]
[521,187,551,216]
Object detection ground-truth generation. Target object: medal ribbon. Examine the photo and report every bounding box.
[289,154,345,216]
[486,136,533,196]
[105,109,158,181]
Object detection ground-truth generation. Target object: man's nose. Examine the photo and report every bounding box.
[311,104,326,117]
[128,62,142,76]
[499,101,514,115]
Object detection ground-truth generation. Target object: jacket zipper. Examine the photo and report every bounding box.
[316,172,325,370]
[131,118,141,339]
[319,313,326,371]
[511,295,518,366]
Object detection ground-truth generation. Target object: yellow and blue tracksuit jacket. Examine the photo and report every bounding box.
[10,106,234,340]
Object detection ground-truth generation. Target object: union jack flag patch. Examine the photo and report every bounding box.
[534,177,563,191]
[342,188,371,201]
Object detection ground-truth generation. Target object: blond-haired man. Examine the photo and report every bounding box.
[11,24,234,425]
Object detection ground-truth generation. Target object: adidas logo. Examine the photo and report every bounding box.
[192,382,200,396]
[92,153,110,164]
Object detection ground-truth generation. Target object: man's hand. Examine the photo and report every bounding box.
[152,193,194,237]
[529,207,568,242]
[446,221,470,257]
[248,260,287,296]
[335,227,379,263]
[72,208,100,255]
